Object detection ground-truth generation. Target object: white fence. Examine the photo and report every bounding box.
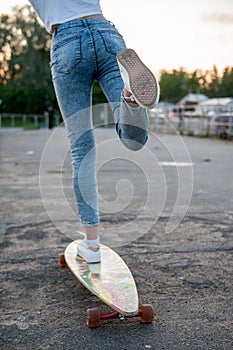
[0,113,61,129]
[0,105,112,129]
[1,103,233,139]
[148,103,233,139]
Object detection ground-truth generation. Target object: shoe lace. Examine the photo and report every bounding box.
[88,244,100,252]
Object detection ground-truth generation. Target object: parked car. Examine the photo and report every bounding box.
[209,114,233,139]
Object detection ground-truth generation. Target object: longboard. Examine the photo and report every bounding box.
[59,240,154,327]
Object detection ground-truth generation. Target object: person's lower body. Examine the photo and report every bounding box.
[50,17,159,262]
[48,117,54,129]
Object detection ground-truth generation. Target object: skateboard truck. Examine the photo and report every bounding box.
[87,305,154,328]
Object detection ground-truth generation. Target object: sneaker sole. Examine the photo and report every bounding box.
[117,48,160,109]
[77,245,101,264]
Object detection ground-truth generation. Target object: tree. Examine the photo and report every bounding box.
[92,81,107,105]
[218,67,233,97]
[159,68,192,103]
[205,65,220,97]
[159,65,233,102]
[0,5,55,113]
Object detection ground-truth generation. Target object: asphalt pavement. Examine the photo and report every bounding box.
[0,127,233,349]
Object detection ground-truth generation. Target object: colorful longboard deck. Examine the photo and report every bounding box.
[59,240,154,327]
[64,240,138,315]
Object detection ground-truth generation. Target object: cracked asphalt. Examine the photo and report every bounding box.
[0,127,233,349]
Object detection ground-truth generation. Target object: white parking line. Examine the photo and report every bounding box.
[159,162,194,167]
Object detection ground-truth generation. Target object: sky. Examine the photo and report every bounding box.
[1,0,233,74]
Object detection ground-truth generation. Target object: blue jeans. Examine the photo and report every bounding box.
[50,17,148,226]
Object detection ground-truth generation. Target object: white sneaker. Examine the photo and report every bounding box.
[117,48,160,109]
[77,240,101,263]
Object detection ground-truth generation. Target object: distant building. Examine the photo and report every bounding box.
[178,93,209,105]
[200,97,233,114]
[176,94,209,118]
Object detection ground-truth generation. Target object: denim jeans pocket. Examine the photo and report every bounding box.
[51,33,81,74]
[98,29,126,55]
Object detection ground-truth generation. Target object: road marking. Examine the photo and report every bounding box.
[159,162,194,167]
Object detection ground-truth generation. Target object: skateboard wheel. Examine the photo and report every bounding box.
[87,308,100,328]
[59,254,67,267]
[139,304,154,323]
